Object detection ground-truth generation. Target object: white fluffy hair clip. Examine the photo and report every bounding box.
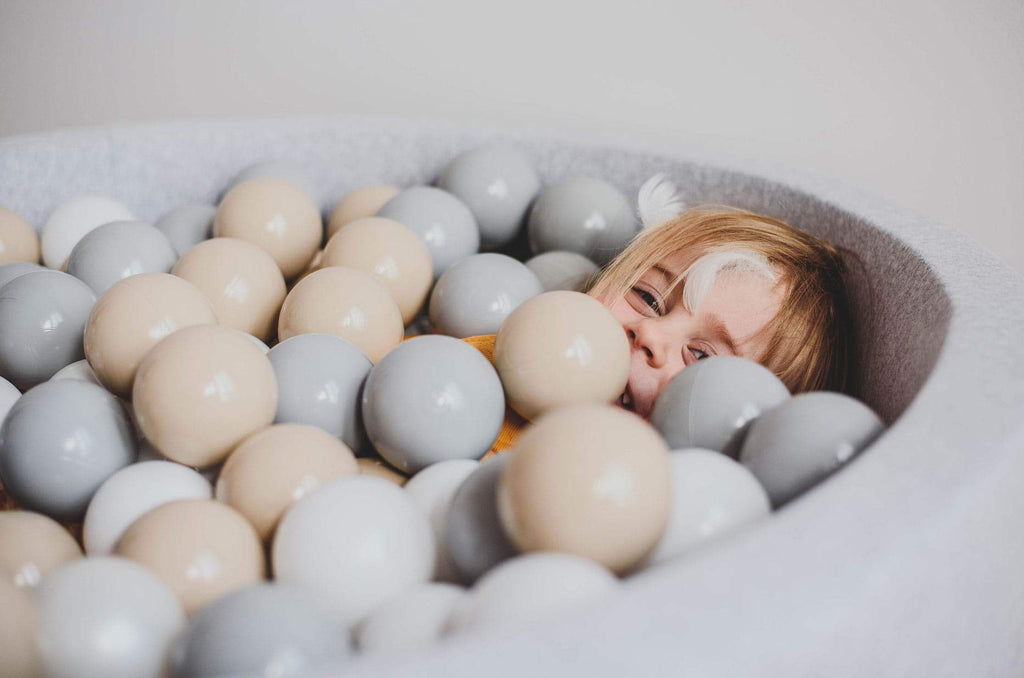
[637,173,686,229]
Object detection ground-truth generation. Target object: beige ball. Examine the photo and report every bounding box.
[172,238,287,342]
[322,217,433,324]
[114,498,265,615]
[85,273,219,397]
[497,404,671,573]
[278,266,404,363]
[356,457,408,486]
[132,325,278,468]
[0,206,40,265]
[214,177,322,280]
[494,291,629,421]
[0,511,82,588]
[327,185,400,239]
[216,424,359,541]
[0,578,39,678]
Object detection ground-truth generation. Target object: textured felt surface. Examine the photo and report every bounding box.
[2,117,1023,677]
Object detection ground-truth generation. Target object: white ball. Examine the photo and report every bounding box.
[354,582,466,654]
[83,461,212,554]
[36,556,185,678]
[0,375,20,426]
[643,449,770,568]
[446,552,618,636]
[272,476,435,628]
[41,196,134,269]
[49,359,102,385]
[403,459,480,582]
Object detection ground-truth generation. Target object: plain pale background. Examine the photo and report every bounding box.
[1,0,1021,273]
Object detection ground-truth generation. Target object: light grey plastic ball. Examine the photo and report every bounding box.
[171,583,349,678]
[0,379,137,521]
[0,262,45,289]
[444,453,519,584]
[428,253,543,338]
[0,270,97,390]
[377,186,480,278]
[268,333,372,453]
[525,250,600,292]
[362,335,504,474]
[651,356,790,458]
[154,204,216,258]
[739,392,885,507]
[435,144,541,249]
[527,176,637,265]
[67,220,178,295]
[226,159,317,201]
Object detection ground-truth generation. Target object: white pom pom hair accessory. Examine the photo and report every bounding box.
[637,173,686,229]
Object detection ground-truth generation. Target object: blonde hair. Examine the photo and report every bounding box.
[586,206,853,394]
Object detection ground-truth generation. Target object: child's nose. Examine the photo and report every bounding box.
[627,321,673,369]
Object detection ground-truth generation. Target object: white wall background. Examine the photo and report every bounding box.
[2,0,1022,272]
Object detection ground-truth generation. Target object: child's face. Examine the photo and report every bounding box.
[595,253,786,420]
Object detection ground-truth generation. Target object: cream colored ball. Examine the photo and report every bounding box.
[84,273,219,398]
[0,578,40,678]
[278,266,404,363]
[327,185,400,239]
[497,403,672,573]
[0,206,40,265]
[132,325,278,468]
[494,291,629,420]
[322,217,432,324]
[216,424,359,541]
[214,177,322,280]
[172,237,287,342]
[0,511,82,589]
[356,457,408,486]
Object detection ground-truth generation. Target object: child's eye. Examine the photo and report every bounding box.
[631,287,662,314]
[689,347,710,361]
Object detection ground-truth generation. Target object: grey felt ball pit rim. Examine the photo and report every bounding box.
[1,116,1023,678]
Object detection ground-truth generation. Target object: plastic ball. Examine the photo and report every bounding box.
[362,335,505,474]
[428,253,543,338]
[0,380,136,521]
[321,217,433,324]
[49,359,101,385]
[278,266,404,363]
[355,582,466,654]
[444,453,519,584]
[377,186,480,278]
[214,177,322,280]
[170,583,350,678]
[0,578,39,678]
[65,220,178,295]
[272,476,434,628]
[41,195,134,269]
[0,510,82,588]
[445,552,618,636]
[356,457,409,486]
[84,272,218,397]
[404,459,481,582]
[0,261,45,289]
[171,237,287,341]
[642,449,770,568]
[0,206,40,264]
[0,375,20,425]
[114,499,265,615]
[0,270,96,390]
[435,143,540,249]
[83,460,212,555]
[650,356,790,457]
[527,177,637,265]
[494,290,629,420]
[154,203,216,258]
[132,325,278,468]
[525,250,599,292]
[216,424,359,541]
[327,185,400,239]
[739,392,885,507]
[227,159,317,201]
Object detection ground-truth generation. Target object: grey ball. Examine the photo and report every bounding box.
[0,262,45,290]
[0,270,97,390]
[268,333,372,454]
[226,159,317,201]
[171,583,350,678]
[361,335,504,474]
[377,186,480,278]
[0,379,137,521]
[444,453,518,584]
[527,176,638,265]
[525,250,600,292]
[67,220,178,295]
[739,392,885,507]
[651,356,790,458]
[428,253,543,338]
[154,204,216,258]
[435,143,541,249]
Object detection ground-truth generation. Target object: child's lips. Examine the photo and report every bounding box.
[617,384,643,417]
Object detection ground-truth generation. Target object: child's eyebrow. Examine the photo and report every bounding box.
[707,315,739,354]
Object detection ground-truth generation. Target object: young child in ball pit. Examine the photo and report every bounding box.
[471,177,853,459]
